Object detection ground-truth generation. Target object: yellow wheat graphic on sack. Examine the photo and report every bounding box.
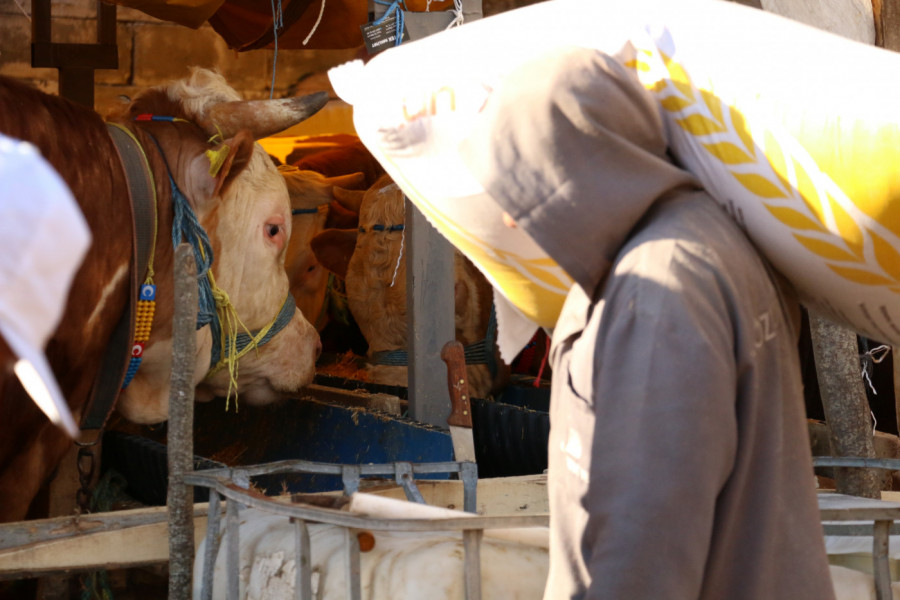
[626,47,900,293]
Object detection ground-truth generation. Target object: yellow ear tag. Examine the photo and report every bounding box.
[206,144,230,177]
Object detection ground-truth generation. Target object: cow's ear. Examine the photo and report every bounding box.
[333,186,366,214]
[310,228,358,280]
[208,129,255,198]
[325,200,360,230]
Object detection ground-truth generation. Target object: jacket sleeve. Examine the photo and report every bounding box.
[566,233,740,599]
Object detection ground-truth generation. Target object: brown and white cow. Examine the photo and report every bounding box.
[285,133,386,188]
[0,68,322,522]
[311,174,509,399]
[281,165,365,330]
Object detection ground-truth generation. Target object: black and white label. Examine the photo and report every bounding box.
[361,13,410,55]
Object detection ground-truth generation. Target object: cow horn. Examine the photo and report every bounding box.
[200,91,330,140]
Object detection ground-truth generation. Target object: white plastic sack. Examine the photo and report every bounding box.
[330,0,900,353]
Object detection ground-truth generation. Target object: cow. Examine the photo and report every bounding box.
[285,133,386,188]
[310,174,509,399]
[0,68,323,523]
[281,165,366,330]
[194,502,549,600]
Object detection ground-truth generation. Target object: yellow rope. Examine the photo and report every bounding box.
[202,267,286,411]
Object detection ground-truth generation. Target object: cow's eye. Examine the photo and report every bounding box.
[266,224,281,238]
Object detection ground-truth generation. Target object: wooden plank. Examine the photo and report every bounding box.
[302,383,405,414]
[286,473,548,516]
[0,504,212,579]
[818,492,900,521]
[881,0,900,50]
[369,473,548,515]
[31,43,118,70]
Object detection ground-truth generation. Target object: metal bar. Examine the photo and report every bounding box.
[462,529,483,600]
[873,520,892,600]
[809,312,881,498]
[814,457,900,471]
[182,479,549,532]
[186,459,469,482]
[342,465,361,496]
[200,493,222,600]
[293,519,313,600]
[226,501,241,600]
[168,243,198,600]
[394,462,425,504]
[344,527,362,600]
[461,462,478,513]
[824,522,900,536]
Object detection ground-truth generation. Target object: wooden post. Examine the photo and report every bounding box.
[809,312,881,498]
[31,0,118,108]
[405,203,456,427]
[876,0,900,50]
[396,0,483,428]
[168,244,198,600]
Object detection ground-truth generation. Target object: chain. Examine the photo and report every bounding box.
[76,446,96,514]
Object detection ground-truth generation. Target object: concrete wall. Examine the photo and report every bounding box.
[0,0,360,133]
[0,0,548,136]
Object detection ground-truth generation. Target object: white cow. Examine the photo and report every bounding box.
[193,494,549,600]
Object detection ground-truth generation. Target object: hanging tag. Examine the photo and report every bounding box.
[361,12,410,55]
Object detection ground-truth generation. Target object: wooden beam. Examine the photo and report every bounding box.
[168,244,198,600]
[810,312,882,498]
[406,202,456,427]
[0,505,212,580]
[399,0,482,429]
[881,0,900,50]
[30,0,118,109]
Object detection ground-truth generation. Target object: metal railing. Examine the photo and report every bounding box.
[183,460,547,600]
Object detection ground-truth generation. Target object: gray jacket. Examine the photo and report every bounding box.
[463,47,835,600]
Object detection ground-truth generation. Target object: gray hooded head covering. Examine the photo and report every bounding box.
[461,47,699,294]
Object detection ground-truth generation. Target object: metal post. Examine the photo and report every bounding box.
[462,529,483,600]
[200,493,222,600]
[226,500,242,600]
[168,243,198,600]
[343,527,362,600]
[873,520,892,600]
[293,519,313,600]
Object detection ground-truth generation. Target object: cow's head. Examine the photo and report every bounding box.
[114,68,324,422]
[311,175,499,359]
[311,175,408,355]
[281,166,365,330]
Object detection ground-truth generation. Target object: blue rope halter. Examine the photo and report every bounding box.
[292,207,320,216]
[372,303,499,380]
[373,0,407,47]
[145,128,295,374]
